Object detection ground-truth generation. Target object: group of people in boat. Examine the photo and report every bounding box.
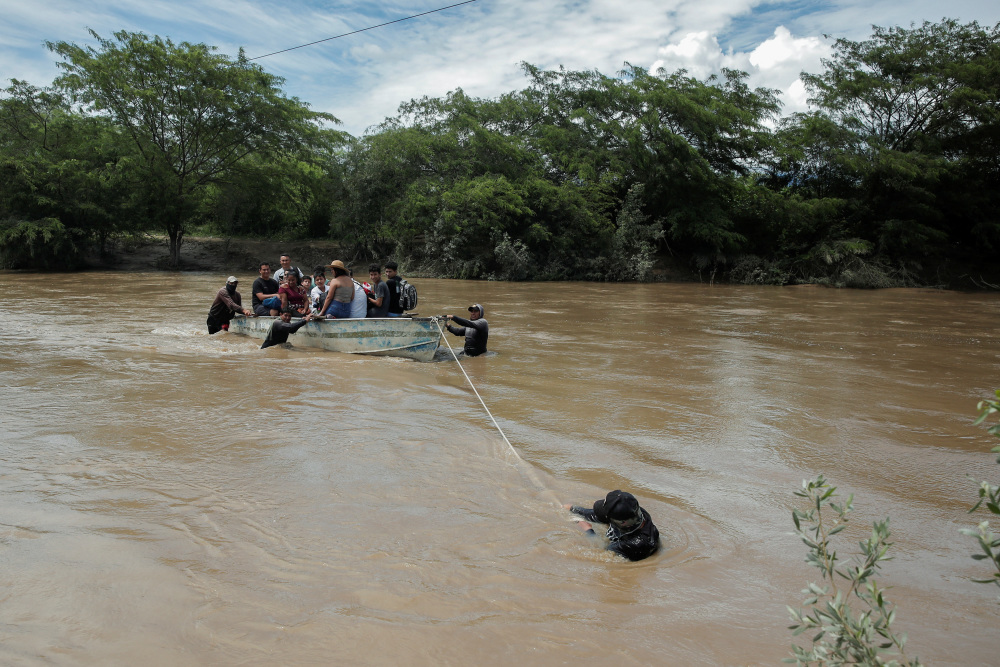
[206,253,490,356]
[252,254,408,320]
[206,254,408,334]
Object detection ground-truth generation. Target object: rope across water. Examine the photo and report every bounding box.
[434,318,561,506]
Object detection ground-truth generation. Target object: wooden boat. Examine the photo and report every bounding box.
[229,315,441,361]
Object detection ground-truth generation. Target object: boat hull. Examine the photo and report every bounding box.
[229,315,441,362]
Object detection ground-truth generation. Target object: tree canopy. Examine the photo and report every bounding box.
[46,30,343,266]
[1,19,998,286]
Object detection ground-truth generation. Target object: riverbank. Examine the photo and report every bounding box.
[90,234,999,289]
[99,235,351,274]
[95,234,697,282]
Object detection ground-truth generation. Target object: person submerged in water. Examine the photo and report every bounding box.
[564,490,660,561]
[444,304,489,356]
[261,309,316,349]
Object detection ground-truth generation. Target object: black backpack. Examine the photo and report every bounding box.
[399,279,418,311]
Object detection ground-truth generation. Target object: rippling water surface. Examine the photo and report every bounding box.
[2,272,999,665]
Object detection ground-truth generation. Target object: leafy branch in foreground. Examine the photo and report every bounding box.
[786,475,920,666]
[963,390,1000,594]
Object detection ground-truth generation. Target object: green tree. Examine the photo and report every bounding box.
[519,63,781,269]
[0,80,137,262]
[799,19,1000,262]
[339,88,613,278]
[47,30,340,266]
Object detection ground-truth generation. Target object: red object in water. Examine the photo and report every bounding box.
[221,323,229,331]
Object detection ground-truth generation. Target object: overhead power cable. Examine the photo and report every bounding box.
[249,0,480,60]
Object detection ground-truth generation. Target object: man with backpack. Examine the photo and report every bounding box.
[385,261,404,316]
[385,261,417,315]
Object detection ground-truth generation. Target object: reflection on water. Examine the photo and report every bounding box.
[1,272,999,664]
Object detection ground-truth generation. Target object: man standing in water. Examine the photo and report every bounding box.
[207,276,252,334]
[564,490,660,561]
[261,309,316,349]
[445,304,489,356]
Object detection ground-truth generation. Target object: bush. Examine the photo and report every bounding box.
[964,390,1000,596]
[0,217,86,269]
[787,475,920,666]
[605,185,664,282]
[729,254,791,285]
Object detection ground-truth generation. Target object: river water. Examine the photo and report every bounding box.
[1,272,998,665]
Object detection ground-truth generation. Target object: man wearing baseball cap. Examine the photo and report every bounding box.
[206,276,252,334]
[564,490,660,561]
[444,303,489,356]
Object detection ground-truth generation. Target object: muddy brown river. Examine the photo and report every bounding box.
[1,272,999,665]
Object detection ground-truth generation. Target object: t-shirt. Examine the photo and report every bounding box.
[251,277,280,309]
[273,266,303,285]
[446,315,489,356]
[208,287,243,321]
[367,280,390,318]
[279,285,307,308]
[386,275,403,314]
[310,285,327,309]
[569,505,660,561]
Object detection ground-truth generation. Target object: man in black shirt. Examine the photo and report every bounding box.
[385,261,404,316]
[261,310,316,349]
[564,490,660,561]
[252,262,281,316]
[445,303,489,356]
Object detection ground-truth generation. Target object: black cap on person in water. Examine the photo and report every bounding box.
[468,304,484,317]
[594,490,643,530]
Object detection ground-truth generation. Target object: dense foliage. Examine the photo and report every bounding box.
[1,19,997,283]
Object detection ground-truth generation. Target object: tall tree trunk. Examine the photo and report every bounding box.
[167,226,184,268]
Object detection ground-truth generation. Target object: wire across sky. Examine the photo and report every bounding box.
[249,0,481,60]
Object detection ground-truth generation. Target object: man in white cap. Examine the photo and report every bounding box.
[445,304,489,356]
[207,276,252,334]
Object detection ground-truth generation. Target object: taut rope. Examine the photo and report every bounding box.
[434,318,560,505]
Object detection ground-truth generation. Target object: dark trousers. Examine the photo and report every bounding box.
[207,315,227,334]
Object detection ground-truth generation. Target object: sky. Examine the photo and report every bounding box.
[1,0,998,136]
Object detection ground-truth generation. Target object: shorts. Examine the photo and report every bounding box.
[325,300,353,319]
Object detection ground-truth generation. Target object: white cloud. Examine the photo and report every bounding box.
[651,31,750,79]
[749,26,829,91]
[1,0,998,133]
[649,25,830,114]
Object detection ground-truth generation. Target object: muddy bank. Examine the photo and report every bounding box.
[98,235,368,275]
[95,234,696,282]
